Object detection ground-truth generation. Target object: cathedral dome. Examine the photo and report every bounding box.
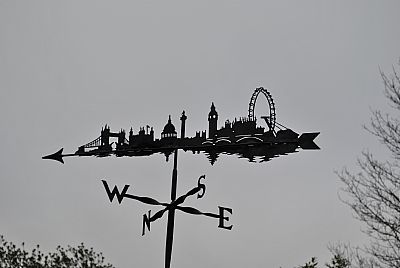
[161,115,177,139]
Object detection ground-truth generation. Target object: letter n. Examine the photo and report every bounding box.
[142,210,151,236]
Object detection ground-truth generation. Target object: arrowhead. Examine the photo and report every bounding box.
[42,148,65,164]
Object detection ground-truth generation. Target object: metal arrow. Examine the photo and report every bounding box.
[42,148,75,164]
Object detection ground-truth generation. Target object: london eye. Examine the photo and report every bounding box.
[248,87,276,132]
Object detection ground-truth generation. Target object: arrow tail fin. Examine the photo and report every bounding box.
[299,133,320,150]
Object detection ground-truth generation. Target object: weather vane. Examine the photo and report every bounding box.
[43,87,319,268]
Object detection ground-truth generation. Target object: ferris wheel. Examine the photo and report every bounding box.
[248,87,276,132]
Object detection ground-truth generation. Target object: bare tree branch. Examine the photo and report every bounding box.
[338,62,400,268]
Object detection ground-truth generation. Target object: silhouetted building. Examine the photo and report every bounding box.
[161,115,177,140]
[129,126,154,147]
[101,124,111,147]
[195,131,206,139]
[117,129,126,147]
[129,127,134,143]
[208,102,218,139]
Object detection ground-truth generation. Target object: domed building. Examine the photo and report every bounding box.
[161,115,177,140]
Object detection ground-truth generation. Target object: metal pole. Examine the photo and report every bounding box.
[165,149,178,268]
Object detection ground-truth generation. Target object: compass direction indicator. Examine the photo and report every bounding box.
[102,175,231,234]
[43,87,320,267]
[102,160,232,268]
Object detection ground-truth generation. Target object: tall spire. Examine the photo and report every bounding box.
[211,102,216,112]
[180,110,187,139]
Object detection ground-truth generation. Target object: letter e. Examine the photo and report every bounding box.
[218,206,233,230]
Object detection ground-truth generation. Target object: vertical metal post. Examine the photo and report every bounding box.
[165,149,178,268]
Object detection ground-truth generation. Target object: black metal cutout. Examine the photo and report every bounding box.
[102,175,229,230]
[43,87,319,165]
[42,87,320,268]
[101,150,232,268]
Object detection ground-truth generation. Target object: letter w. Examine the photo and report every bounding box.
[102,180,130,204]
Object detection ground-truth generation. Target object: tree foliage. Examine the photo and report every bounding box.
[327,243,377,268]
[0,235,115,268]
[326,254,350,268]
[298,257,319,268]
[337,61,400,268]
[296,255,349,268]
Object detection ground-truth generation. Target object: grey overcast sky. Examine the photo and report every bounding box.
[1,1,400,267]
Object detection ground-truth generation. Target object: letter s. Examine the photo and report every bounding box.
[197,175,206,199]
